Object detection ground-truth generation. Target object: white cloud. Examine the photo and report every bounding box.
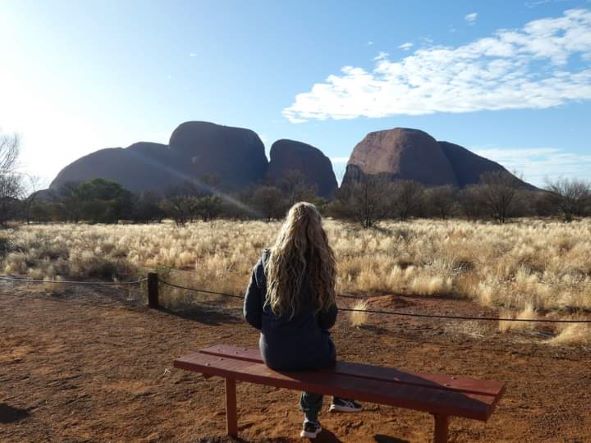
[189,52,197,57]
[525,0,574,9]
[283,9,591,122]
[367,41,374,46]
[374,51,389,61]
[473,147,591,185]
[398,42,413,51]
[465,12,478,24]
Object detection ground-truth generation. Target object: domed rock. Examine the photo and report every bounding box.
[49,142,181,193]
[50,122,269,194]
[438,141,533,189]
[266,139,338,198]
[169,121,268,189]
[342,128,458,187]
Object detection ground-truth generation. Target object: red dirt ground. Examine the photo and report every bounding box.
[1,283,590,442]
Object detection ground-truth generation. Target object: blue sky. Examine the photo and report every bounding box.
[1,0,590,187]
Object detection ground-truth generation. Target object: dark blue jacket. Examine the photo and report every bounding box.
[243,249,338,371]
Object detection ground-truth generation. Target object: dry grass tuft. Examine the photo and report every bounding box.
[498,304,537,333]
[547,323,591,345]
[349,300,370,327]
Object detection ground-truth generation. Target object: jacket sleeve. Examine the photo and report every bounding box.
[317,303,338,330]
[243,259,264,330]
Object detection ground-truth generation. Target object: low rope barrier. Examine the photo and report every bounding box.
[158,279,591,324]
[0,275,147,286]
[159,279,243,299]
[338,307,591,323]
[2,273,590,324]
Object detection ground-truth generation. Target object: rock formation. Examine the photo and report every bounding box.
[49,122,533,199]
[168,121,268,189]
[343,128,458,187]
[266,139,338,198]
[343,127,533,189]
[50,122,268,193]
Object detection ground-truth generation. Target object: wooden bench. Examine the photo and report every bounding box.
[174,345,505,442]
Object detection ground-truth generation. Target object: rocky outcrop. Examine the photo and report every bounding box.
[437,141,534,189]
[50,122,268,193]
[168,121,268,189]
[343,128,458,187]
[343,127,533,189]
[266,139,338,198]
[50,142,181,193]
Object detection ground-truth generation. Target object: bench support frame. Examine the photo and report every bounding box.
[433,414,449,443]
[225,378,238,437]
[222,376,451,442]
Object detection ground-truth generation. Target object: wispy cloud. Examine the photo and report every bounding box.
[398,42,413,51]
[524,0,575,9]
[465,12,478,24]
[283,9,591,122]
[374,51,389,61]
[189,52,197,57]
[473,147,591,185]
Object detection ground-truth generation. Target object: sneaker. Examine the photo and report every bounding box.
[300,420,322,438]
[329,398,363,413]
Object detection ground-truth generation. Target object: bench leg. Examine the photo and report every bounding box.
[433,414,449,443]
[225,378,238,437]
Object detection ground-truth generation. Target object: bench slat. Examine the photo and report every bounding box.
[174,351,500,421]
[199,345,505,397]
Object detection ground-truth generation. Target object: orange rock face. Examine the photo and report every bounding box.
[345,128,458,187]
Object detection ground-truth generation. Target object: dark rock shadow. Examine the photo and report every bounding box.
[374,435,409,443]
[161,305,241,326]
[0,404,29,423]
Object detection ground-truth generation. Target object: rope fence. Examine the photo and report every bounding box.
[2,273,590,324]
[0,275,147,286]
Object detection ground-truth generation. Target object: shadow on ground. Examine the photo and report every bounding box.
[0,404,29,424]
[374,434,410,443]
[161,305,241,326]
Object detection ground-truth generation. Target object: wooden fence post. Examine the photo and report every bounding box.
[148,272,159,309]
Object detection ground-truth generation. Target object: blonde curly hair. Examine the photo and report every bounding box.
[264,202,336,318]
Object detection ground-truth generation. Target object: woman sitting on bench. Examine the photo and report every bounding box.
[244,201,362,439]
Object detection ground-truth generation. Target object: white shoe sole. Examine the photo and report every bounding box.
[329,404,363,413]
[300,426,322,438]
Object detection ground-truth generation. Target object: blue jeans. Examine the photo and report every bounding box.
[300,391,326,421]
[300,343,337,421]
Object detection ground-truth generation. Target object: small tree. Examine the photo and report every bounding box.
[544,178,591,222]
[161,196,198,226]
[21,175,42,224]
[194,195,223,222]
[335,175,390,228]
[423,185,458,219]
[251,186,287,221]
[476,171,521,223]
[75,178,133,223]
[459,185,488,220]
[132,191,165,223]
[0,133,24,226]
[390,180,425,221]
[57,182,83,222]
[277,170,317,206]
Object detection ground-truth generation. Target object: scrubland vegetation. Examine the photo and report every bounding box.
[2,219,590,315]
